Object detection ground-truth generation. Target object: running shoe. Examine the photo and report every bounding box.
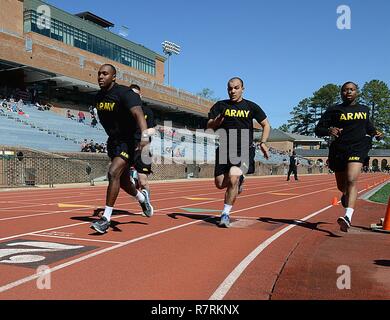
[337,216,351,232]
[90,216,110,234]
[140,189,153,217]
[219,213,231,228]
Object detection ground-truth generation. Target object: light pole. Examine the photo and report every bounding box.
[162,40,181,86]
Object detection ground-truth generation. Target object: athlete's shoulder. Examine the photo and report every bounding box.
[357,104,370,111]
[211,99,228,109]
[244,99,266,114]
[115,84,132,94]
[142,104,153,115]
[327,104,341,112]
[244,99,261,108]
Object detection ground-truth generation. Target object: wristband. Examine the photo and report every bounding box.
[260,142,266,146]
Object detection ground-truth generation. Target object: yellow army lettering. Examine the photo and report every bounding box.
[97,102,116,111]
[340,112,367,121]
[348,156,360,161]
[120,151,129,159]
[224,109,250,118]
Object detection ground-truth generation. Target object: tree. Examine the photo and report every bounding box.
[196,88,218,102]
[361,80,390,148]
[287,98,314,135]
[310,84,341,125]
[278,124,290,132]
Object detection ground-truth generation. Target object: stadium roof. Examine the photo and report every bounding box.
[75,12,114,29]
[267,129,324,143]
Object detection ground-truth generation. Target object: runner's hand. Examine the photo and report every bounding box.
[260,143,270,160]
[212,113,224,129]
[136,140,148,151]
[374,130,384,141]
[328,127,343,138]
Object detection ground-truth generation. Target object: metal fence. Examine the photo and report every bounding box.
[0,155,109,187]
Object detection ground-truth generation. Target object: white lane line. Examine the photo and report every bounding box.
[29,233,123,244]
[0,179,336,222]
[0,219,202,293]
[209,205,332,300]
[209,188,368,300]
[0,180,340,242]
[0,207,95,222]
[0,182,368,294]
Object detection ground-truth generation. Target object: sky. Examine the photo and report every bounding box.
[44,0,390,128]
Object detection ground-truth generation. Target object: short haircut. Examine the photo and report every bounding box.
[341,81,358,91]
[228,77,244,88]
[130,84,141,91]
[101,63,116,76]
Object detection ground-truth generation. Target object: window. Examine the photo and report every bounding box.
[24,10,156,75]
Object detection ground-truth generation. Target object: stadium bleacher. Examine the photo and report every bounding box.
[0,101,300,166]
[0,103,107,152]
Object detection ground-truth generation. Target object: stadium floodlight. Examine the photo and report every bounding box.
[162,40,181,86]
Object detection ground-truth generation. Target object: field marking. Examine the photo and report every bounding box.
[29,233,123,245]
[0,219,202,293]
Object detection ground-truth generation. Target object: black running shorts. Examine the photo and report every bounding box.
[133,149,152,175]
[328,138,370,173]
[107,139,135,164]
[214,146,255,177]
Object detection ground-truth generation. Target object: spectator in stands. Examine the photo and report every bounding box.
[17,98,24,110]
[35,102,44,111]
[90,114,98,127]
[90,63,153,234]
[11,99,17,112]
[81,138,88,151]
[207,77,270,228]
[42,103,52,111]
[78,110,86,123]
[66,109,75,119]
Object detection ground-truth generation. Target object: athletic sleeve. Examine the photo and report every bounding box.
[208,101,223,120]
[121,88,142,111]
[315,106,333,137]
[250,101,267,123]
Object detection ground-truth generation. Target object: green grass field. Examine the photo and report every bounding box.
[369,183,390,204]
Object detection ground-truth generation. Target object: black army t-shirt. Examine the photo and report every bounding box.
[315,103,376,145]
[95,83,142,142]
[208,99,267,147]
[134,104,155,142]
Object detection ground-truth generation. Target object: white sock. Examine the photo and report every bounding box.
[103,206,113,222]
[345,208,354,221]
[135,190,145,203]
[222,204,233,216]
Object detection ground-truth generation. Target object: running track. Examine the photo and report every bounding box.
[0,173,388,300]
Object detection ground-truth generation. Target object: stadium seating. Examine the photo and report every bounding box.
[0,103,292,166]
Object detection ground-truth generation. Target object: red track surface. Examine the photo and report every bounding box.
[0,173,389,300]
